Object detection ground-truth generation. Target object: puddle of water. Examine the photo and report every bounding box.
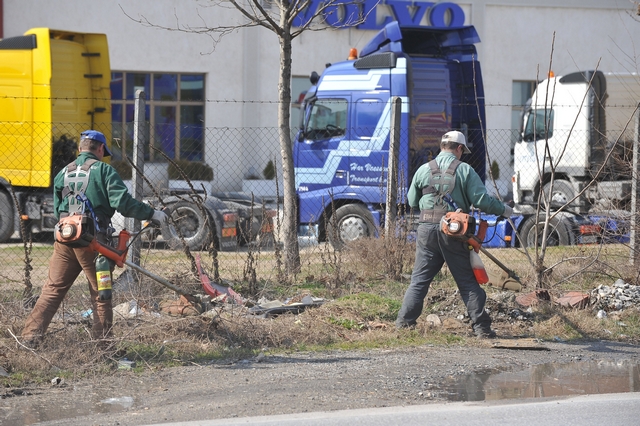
[0,387,135,425]
[101,396,134,408]
[440,360,640,402]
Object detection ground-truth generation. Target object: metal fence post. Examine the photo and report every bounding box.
[385,96,402,236]
[631,103,640,267]
[128,89,146,266]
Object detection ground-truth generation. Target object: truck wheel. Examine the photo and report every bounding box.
[163,201,213,251]
[0,191,15,243]
[327,204,376,250]
[519,214,575,248]
[541,180,575,208]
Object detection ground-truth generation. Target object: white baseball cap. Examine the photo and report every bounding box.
[442,131,471,154]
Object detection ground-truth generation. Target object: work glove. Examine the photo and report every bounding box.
[501,203,514,218]
[151,209,169,226]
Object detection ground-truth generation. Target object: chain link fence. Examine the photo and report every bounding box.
[1,106,639,317]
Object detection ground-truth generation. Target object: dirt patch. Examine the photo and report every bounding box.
[2,340,640,425]
[3,238,640,424]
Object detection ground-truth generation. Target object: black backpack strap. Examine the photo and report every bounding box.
[421,159,461,200]
[419,159,462,223]
[421,160,440,196]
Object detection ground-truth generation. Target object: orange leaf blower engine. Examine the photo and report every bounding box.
[55,212,131,267]
[440,209,488,251]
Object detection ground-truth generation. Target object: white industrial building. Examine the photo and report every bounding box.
[2,0,639,194]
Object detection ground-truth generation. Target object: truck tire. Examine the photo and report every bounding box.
[163,201,213,251]
[519,214,575,248]
[541,180,575,208]
[327,204,376,250]
[0,191,15,243]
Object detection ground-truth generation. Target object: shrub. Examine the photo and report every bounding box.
[51,135,78,178]
[262,160,276,180]
[490,160,500,180]
[111,160,132,180]
[168,160,213,181]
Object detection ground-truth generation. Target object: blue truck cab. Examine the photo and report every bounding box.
[294,21,487,248]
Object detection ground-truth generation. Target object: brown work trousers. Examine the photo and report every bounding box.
[22,241,113,340]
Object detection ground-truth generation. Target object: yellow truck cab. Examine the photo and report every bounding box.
[0,28,111,242]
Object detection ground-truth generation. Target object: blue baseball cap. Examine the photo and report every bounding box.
[81,130,112,157]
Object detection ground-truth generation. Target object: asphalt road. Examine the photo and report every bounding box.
[158,392,640,426]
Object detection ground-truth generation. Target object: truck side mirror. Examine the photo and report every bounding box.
[310,71,319,85]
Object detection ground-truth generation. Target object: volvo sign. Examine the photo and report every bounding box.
[293,1,465,29]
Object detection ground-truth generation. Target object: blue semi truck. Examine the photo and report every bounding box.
[294,22,630,249]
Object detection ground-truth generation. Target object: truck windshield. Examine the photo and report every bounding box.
[523,109,554,141]
[304,99,347,141]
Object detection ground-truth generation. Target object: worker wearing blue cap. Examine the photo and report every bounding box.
[22,130,168,348]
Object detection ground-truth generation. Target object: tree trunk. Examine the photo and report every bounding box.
[277,27,301,276]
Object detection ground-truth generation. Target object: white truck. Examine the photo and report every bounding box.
[512,70,639,246]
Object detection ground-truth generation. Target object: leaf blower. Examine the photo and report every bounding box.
[440,209,521,286]
[54,197,197,299]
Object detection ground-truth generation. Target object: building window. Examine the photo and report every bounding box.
[511,80,536,163]
[110,72,205,161]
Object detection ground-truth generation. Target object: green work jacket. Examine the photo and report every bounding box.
[54,152,154,222]
[407,151,506,216]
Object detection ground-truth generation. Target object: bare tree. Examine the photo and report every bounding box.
[515,35,639,288]
[124,1,367,277]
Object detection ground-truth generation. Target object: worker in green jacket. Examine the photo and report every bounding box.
[22,130,168,347]
[396,131,513,338]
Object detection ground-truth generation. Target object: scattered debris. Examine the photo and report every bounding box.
[50,377,62,386]
[426,314,442,327]
[507,308,534,321]
[0,366,9,377]
[442,317,465,330]
[159,295,202,316]
[491,338,549,351]
[597,310,607,319]
[487,270,522,292]
[591,279,640,312]
[117,359,136,370]
[248,295,324,318]
[195,254,243,304]
[555,291,590,309]
[515,290,551,307]
[113,300,160,318]
[367,321,387,329]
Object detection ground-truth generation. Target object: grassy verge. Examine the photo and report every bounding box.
[1,237,639,386]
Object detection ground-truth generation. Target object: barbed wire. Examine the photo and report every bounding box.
[1,95,639,109]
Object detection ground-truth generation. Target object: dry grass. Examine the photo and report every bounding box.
[1,236,640,386]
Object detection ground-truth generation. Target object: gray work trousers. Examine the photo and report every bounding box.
[396,223,491,332]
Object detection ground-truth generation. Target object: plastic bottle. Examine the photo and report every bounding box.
[469,249,489,284]
[95,254,112,300]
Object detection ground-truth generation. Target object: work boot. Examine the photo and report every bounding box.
[395,320,417,330]
[474,328,497,339]
[21,335,42,349]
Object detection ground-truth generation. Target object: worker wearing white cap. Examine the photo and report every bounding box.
[396,130,513,338]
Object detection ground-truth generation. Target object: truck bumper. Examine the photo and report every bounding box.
[512,172,521,204]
